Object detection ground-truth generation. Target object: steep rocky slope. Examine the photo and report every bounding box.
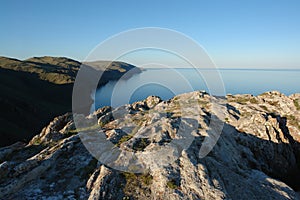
[0,91,300,199]
[0,56,141,146]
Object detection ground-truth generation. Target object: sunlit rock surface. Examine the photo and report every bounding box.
[1,91,300,199]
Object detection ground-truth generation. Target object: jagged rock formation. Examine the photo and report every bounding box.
[0,91,300,199]
[0,56,141,147]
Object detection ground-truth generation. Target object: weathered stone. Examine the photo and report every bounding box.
[1,91,300,199]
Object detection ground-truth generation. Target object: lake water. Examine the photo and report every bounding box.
[94,68,300,108]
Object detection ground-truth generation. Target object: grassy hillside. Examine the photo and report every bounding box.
[0,56,140,147]
[0,56,80,84]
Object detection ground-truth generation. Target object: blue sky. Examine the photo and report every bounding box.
[1,0,300,68]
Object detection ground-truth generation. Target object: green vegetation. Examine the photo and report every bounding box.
[0,56,79,84]
[268,101,279,106]
[286,115,296,121]
[122,172,153,198]
[293,99,300,110]
[98,120,109,127]
[39,72,73,84]
[241,111,252,118]
[140,173,153,185]
[63,123,102,139]
[116,134,134,147]
[63,130,78,138]
[228,96,246,104]
[0,56,140,147]
[235,97,249,104]
[32,137,43,145]
[132,138,150,152]
[285,115,300,130]
[122,172,153,186]
[260,92,270,96]
[0,56,78,146]
[167,179,179,189]
[260,105,270,112]
[115,118,147,147]
[249,98,259,104]
[228,96,259,105]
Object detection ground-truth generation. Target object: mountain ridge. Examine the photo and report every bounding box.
[0,56,141,147]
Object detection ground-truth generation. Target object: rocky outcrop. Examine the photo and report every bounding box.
[0,91,300,199]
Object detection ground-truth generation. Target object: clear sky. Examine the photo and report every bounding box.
[1,0,300,68]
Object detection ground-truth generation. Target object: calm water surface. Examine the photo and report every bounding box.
[94,68,300,108]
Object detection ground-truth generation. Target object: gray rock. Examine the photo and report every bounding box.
[1,91,300,199]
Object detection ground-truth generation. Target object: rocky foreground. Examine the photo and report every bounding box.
[0,91,300,199]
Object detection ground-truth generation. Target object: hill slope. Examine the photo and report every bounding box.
[0,56,141,146]
[0,91,299,199]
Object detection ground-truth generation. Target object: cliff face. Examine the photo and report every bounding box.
[0,56,141,147]
[0,91,300,199]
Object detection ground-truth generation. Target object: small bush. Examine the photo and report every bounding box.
[237,98,249,104]
[241,112,252,118]
[249,98,258,104]
[132,138,150,152]
[116,134,133,147]
[268,101,279,106]
[228,96,249,104]
[285,115,300,129]
[63,130,77,138]
[122,171,153,199]
[260,105,269,112]
[122,172,153,186]
[140,173,153,185]
[32,137,42,145]
[167,179,178,189]
[294,100,300,111]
